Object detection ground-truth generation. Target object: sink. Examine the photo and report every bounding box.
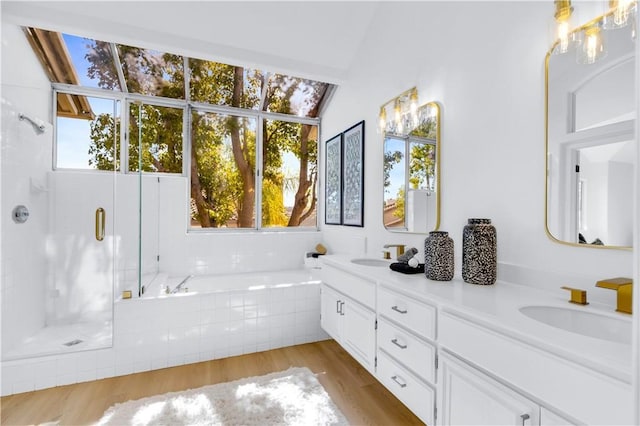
[350,258,391,267]
[519,305,631,345]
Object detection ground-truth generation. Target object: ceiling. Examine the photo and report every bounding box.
[2,1,382,84]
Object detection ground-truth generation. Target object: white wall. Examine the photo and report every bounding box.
[321,2,633,304]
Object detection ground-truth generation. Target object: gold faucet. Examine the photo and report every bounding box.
[595,277,633,314]
[560,286,589,305]
[383,244,405,259]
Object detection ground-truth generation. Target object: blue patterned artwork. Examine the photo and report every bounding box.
[342,121,364,226]
[325,134,342,224]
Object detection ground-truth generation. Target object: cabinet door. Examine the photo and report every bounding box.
[342,300,376,372]
[438,353,539,426]
[320,284,343,341]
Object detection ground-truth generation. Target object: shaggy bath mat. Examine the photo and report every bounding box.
[96,367,349,425]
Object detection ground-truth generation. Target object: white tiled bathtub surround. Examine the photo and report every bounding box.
[1,269,328,396]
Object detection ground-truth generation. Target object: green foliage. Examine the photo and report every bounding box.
[383,149,403,191]
[88,113,120,170]
[393,186,405,221]
[84,43,320,228]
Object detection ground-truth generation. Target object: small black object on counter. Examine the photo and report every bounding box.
[390,262,425,274]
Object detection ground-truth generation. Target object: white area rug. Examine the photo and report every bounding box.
[96,367,349,425]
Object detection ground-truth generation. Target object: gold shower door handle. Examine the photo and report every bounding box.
[95,208,105,241]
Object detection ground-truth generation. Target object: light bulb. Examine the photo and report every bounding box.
[378,107,387,133]
[409,89,418,116]
[577,25,606,64]
[609,0,635,27]
[558,21,571,52]
[394,99,402,132]
[409,89,419,127]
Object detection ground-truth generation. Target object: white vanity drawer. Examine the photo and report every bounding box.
[321,265,375,309]
[377,349,435,425]
[378,317,435,382]
[378,286,436,340]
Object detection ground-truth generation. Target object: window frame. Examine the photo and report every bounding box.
[52,82,322,233]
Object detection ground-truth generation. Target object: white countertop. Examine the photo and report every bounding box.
[320,254,633,384]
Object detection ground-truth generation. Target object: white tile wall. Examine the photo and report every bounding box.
[0,278,328,396]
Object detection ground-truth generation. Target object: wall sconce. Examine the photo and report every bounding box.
[550,0,637,63]
[378,87,418,134]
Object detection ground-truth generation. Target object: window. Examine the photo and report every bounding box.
[34,26,332,230]
[191,111,257,228]
[263,119,318,227]
[189,59,263,110]
[129,103,183,173]
[55,93,120,170]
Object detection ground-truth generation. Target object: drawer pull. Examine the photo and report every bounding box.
[336,300,341,314]
[391,338,407,349]
[339,301,345,316]
[520,413,530,426]
[391,305,407,314]
[391,375,407,388]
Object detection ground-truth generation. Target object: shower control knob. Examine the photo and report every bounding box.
[12,205,29,224]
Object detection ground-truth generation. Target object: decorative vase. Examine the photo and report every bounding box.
[424,231,454,281]
[462,218,497,285]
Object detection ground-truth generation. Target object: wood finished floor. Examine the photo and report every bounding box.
[1,339,423,425]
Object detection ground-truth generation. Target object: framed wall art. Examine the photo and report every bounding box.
[342,120,365,227]
[324,133,342,225]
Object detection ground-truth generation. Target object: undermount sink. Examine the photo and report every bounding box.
[350,258,391,267]
[519,305,631,345]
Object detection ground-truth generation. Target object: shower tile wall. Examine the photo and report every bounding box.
[156,177,323,278]
[1,281,327,396]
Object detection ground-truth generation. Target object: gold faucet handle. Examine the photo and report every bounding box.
[595,277,633,314]
[560,286,589,305]
[595,277,633,290]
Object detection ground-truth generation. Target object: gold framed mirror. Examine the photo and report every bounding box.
[545,8,636,249]
[383,102,440,233]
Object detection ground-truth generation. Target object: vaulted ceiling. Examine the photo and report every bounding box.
[2,1,381,84]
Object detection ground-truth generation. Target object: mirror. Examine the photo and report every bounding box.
[383,102,440,233]
[546,10,636,249]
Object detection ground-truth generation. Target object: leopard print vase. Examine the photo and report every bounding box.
[462,218,497,285]
[424,231,454,281]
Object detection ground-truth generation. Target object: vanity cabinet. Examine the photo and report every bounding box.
[437,351,539,426]
[320,265,376,373]
[376,284,437,425]
[438,311,632,425]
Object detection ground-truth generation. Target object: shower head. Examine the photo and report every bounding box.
[19,113,46,134]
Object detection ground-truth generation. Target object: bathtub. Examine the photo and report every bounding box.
[112,267,328,373]
[145,268,321,296]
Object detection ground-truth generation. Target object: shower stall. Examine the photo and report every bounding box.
[0,25,157,360]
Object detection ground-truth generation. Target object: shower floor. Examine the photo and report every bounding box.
[2,319,113,361]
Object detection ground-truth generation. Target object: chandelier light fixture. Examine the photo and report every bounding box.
[551,0,637,63]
